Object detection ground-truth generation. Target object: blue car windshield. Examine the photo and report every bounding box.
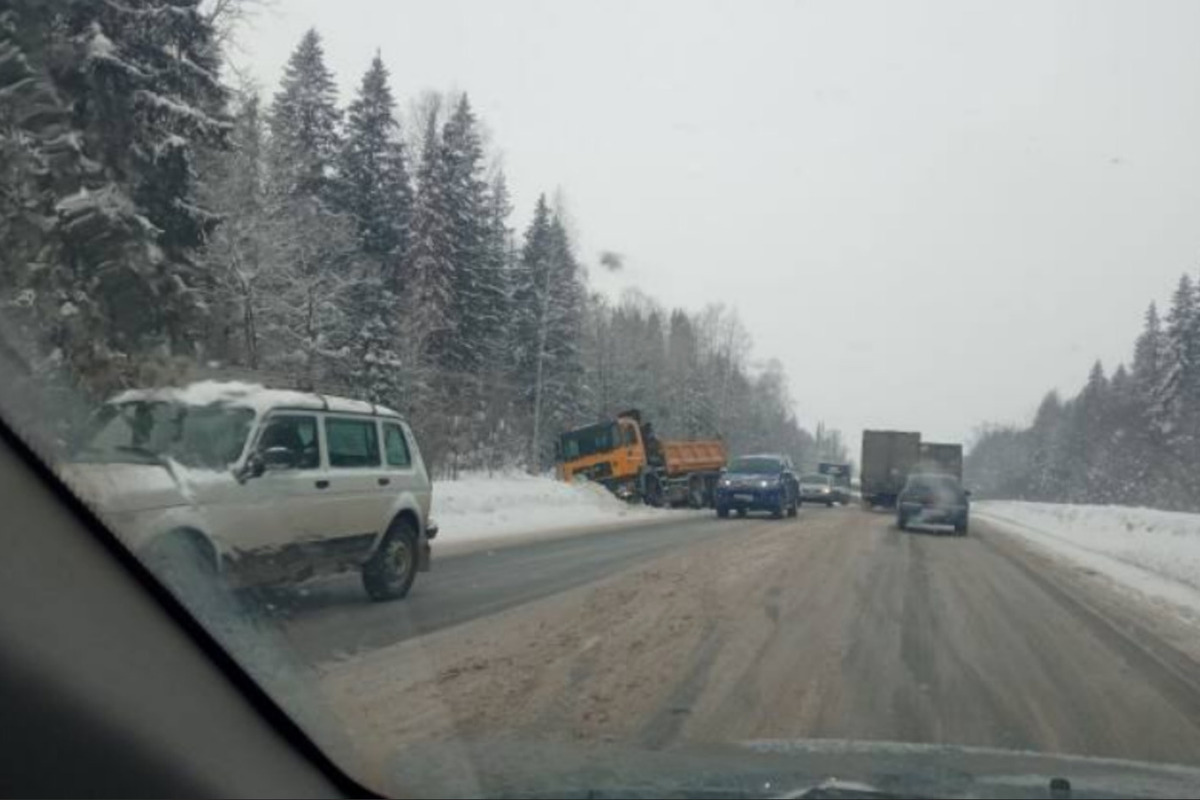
[729,458,782,474]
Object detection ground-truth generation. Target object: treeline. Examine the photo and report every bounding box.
[582,290,848,471]
[0,3,841,475]
[967,274,1200,510]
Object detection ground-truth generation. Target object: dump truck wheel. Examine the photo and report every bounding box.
[644,474,664,507]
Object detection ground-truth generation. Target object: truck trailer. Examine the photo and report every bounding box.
[917,442,964,482]
[860,430,922,509]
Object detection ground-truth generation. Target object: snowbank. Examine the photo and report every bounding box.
[976,501,1200,617]
[431,473,684,552]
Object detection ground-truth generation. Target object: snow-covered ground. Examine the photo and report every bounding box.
[976,501,1200,619]
[431,472,687,553]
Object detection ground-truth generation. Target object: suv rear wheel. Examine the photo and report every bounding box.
[362,517,419,601]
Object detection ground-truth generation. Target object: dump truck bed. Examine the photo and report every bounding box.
[660,439,728,477]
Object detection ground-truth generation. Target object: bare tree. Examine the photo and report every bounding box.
[202,0,275,50]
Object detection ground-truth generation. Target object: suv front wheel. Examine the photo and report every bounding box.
[363,517,419,601]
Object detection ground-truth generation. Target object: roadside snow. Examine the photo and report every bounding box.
[432,473,684,552]
[976,501,1200,618]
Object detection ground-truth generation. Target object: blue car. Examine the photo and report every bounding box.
[715,454,800,519]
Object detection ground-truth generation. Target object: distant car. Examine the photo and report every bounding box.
[897,473,970,535]
[715,454,800,519]
[799,473,838,506]
[62,382,436,601]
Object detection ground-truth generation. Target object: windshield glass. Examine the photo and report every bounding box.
[906,475,960,492]
[728,457,782,474]
[77,402,255,470]
[7,2,1200,798]
[560,423,620,460]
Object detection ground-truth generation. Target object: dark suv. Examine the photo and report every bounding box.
[715,454,800,519]
[897,473,970,535]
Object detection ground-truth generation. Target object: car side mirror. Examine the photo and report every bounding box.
[237,451,266,484]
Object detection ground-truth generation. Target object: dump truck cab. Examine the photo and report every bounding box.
[558,413,648,493]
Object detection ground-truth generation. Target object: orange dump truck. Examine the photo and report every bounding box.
[556,410,727,508]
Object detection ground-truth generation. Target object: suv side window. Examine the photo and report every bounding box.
[383,423,411,468]
[257,414,321,470]
[325,417,381,468]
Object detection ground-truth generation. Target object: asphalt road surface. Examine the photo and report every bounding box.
[294,505,1200,769]
[272,515,733,662]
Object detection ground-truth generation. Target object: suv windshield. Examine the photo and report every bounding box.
[76,402,255,470]
[729,458,782,474]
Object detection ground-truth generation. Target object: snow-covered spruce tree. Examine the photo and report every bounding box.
[331,53,414,409]
[482,169,515,363]
[266,28,340,203]
[510,196,588,470]
[509,195,553,465]
[1154,275,1199,454]
[405,104,456,373]
[263,28,357,389]
[1133,303,1165,406]
[439,94,495,376]
[1128,302,1169,501]
[449,166,517,473]
[338,52,412,288]
[1,0,230,395]
[1026,390,1065,500]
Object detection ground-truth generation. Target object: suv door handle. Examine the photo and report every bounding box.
[315,480,330,490]
[378,477,391,487]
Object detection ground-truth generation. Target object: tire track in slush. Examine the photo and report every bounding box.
[638,515,816,749]
[980,525,1200,728]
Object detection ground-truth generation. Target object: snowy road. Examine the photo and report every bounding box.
[272,515,731,662]
[274,506,1200,777]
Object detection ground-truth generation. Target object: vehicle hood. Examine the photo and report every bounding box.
[388,737,1200,799]
[58,462,192,513]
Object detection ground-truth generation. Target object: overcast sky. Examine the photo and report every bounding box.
[242,0,1200,456]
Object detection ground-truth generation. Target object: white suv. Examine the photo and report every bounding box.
[61,382,435,601]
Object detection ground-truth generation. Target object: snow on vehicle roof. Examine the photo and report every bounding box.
[108,381,403,419]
